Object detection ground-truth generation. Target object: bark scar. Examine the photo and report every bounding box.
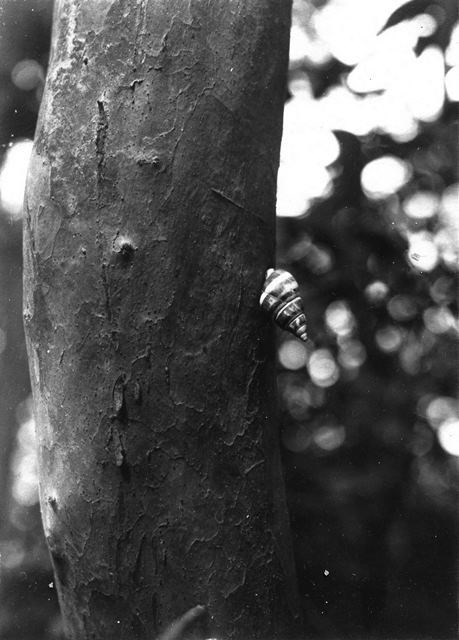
[157,605,207,640]
[110,424,126,468]
[112,374,126,416]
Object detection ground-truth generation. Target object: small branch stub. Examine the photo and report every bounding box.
[260,268,308,342]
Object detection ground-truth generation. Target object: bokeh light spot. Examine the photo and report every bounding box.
[338,339,367,370]
[437,419,459,457]
[365,280,389,303]
[426,396,458,430]
[408,46,445,122]
[403,191,439,219]
[445,65,459,101]
[407,231,439,271]
[289,25,311,64]
[279,340,308,370]
[409,423,434,457]
[445,22,459,66]
[284,386,311,421]
[423,306,457,334]
[434,229,458,272]
[277,92,339,217]
[282,423,312,453]
[11,415,39,507]
[375,326,403,352]
[313,424,345,451]
[387,295,418,321]
[314,0,402,66]
[0,540,25,570]
[399,338,422,375]
[325,300,355,337]
[0,139,33,217]
[11,59,44,91]
[361,156,412,199]
[412,13,438,38]
[308,349,339,387]
[429,276,455,304]
[440,183,459,233]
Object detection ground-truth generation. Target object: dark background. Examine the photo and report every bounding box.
[0,1,457,638]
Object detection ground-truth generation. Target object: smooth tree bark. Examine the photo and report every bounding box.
[23,1,301,638]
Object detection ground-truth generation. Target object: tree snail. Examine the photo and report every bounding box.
[259,268,308,341]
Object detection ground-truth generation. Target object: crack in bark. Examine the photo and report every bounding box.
[211,187,244,210]
[96,100,108,184]
[100,263,112,323]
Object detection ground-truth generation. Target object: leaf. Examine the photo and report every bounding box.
[378,0,433,34]
[310,59,351,98]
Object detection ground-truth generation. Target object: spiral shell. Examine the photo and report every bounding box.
[259,268,307,342]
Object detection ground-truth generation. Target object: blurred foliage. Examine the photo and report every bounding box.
[0,0,457,639]
[277,0,458,637]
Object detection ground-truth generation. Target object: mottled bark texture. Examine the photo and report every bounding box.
[23,1,300,638]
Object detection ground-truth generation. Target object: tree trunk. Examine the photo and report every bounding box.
[23,1,300,638]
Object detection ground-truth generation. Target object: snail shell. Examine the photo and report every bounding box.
[259,268,307,342]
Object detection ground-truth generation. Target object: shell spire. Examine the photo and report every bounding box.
[259,268,308,341]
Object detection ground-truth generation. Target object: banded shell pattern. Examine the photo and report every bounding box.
[259,268,308,342]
